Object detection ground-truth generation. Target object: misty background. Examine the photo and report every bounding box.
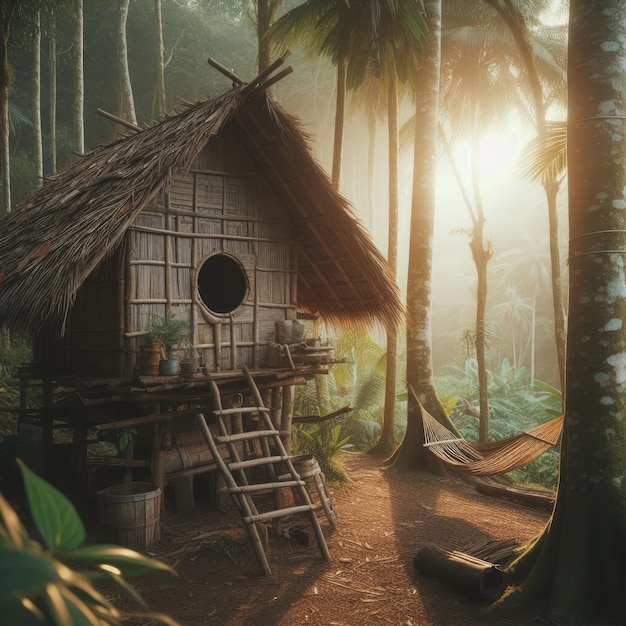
[7,0,565,389]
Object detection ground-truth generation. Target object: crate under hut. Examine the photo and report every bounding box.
[0,59,404,513]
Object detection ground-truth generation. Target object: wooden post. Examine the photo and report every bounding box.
[281,384,295,454]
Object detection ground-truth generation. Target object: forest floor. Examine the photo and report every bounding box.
[106,451,558,626]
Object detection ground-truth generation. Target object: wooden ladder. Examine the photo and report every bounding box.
[196,366,331,575]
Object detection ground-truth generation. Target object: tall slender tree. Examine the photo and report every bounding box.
[117,0,137,125]
[394,0,450,471]
[73,0,83,153]
[501,1,626,621]
[154,0,166,118]
[256,0,282,73]
[48,9,56,173]
[267,0,355,189]
[0,0,56,213]
[31,10,43,184]
[483,0,568,391]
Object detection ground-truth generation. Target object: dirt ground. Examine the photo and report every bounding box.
[118,451,553,626]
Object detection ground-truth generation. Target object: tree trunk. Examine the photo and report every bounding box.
[31,10,42,184]
[374,64,400,456]
[469,129,491,444]
[502,2,626,621]
[0,7,13,215]
[544,177,566,390]
[331,56,346,189]
[49,12,57,173]
[154,0,166,118]
[117,0,137,126]
[256,0,279,73]
[73,0,84,153]
[485,0,566,392]
[367,108,377,234]
[394,0,450,472]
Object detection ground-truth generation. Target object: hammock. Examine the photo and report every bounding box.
[412,388,564,476]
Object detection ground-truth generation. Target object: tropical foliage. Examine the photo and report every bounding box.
[0,461,177,625]
[436,358,562,487]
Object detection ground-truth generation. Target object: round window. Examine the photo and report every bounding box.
[197,253,248,315]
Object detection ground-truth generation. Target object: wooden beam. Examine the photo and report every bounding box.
[207,57,244,85]
[97,108,142,132]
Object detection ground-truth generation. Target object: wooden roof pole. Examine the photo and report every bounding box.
[96,108,142,132]
[208,52,293,98]
[207,58,244,85]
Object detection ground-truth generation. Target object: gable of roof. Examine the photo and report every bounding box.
[0,78,403,333]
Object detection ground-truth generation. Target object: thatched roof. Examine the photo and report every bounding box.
[0,70,403,334]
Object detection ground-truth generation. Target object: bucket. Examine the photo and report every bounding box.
[98,482,161,550]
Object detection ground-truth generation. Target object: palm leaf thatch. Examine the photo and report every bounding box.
[0,79,403,334]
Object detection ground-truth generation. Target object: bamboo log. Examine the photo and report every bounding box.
[292,405,353,424]
[413,544,505,602]
[95,407,203,431]
[96,107,142,132]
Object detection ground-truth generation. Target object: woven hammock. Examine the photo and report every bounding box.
[415,392,564,476]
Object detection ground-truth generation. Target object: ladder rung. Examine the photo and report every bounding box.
[244,503,322,524]
[224,479,305,494]
[215,429,279,444]
[229,455,288,471]
[214,406,270,416]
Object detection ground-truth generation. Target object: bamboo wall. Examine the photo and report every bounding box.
[36,132,298,378]
[125,132,298,375]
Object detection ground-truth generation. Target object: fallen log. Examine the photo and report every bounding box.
[475,482,555,510]
[413,544,505,602]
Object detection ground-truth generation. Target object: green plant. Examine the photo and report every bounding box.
[0,460,179,625]
[293,422,351,483]
[147,314,189,359]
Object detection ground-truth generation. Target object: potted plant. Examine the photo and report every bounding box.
[147,313,190,376]
[179,350,199,379]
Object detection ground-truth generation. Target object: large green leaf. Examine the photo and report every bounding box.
[0,545,65,600]
[18,461,85,551]
[69,545,175,579]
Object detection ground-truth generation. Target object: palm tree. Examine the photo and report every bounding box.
[267,0,425,191]
[367,2,426,456]
[393,0,453,472]
[483,0,568,390]
[437,5,523,442]
[256,0,282,73]
[489,286,532,371]
[502,1,626,619]
[268,1,426,455]
[494,234,552,386]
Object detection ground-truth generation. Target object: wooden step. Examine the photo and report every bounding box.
[228,455,289,471]
[214,406,270,416]
[244,503,322,524]
[215,429,279,444]
[224,479,305,494]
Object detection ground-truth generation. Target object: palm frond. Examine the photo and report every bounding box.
[517,121,566,184]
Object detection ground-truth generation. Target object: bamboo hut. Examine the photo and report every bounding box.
[0,63,402,379]
[0,59,403,494]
